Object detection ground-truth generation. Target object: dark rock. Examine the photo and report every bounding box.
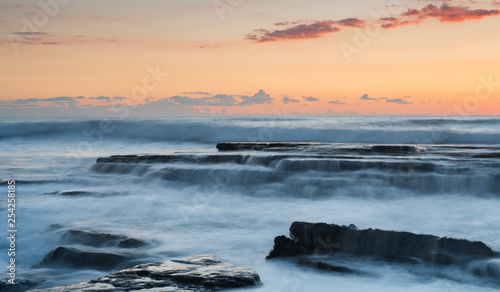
[34,246,131,270]
[29,254,261,292]
[48,224,64,230]
[423,252,456,265]
[216,142,426,154]
[473,153,500,159]
[369,145,425,153]
[216,142,317,152]
[43,190,96,196]
[117,238,149,248]
[299,258,357,274]
[266,235,305,259]
[0,280,38,292]
[288,222,493,262]
[62,229,148,248]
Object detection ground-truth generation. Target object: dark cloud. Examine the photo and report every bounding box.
[239,90,274,105]
[283,96,300,104]
[181,91,211,95]
[386,98,412,104]
[146,90,273,107]
[329,100,346,105]
[336,18,365,27]
[88,96,111,102]
[359,94,377,101]
[303,96,319,102]
[245,21,340,42]
[6,96,75,105]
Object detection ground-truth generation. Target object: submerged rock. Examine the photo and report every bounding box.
[0,280,38,292]
[62,229,148,248]
[298,258,357,274]
[34,246,131,270]
[29,254,261,292]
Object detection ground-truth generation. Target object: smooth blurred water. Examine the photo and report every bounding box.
[1,116,500,291]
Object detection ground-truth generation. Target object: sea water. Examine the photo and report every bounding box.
[0,116,499,291]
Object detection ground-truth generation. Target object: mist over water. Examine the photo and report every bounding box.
[1,116,500,291]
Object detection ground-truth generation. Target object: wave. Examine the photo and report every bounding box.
[90,150,500,198]
[1,117,499,145]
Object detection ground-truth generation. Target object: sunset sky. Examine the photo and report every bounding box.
[0,0,499,117]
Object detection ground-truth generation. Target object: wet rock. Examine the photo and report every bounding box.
[423,252,456,265]
[266,235,305,259]
[29,254,261,292]
[34,246,131,270]
[62,229,148,248]
[468,259,500,279]
[288,222,493,262]
[216,142,426,154]
[299,258,357,274]
[216,142,317,152]
[43,190,96,196]
[369,145,425,153]
[48,224,64,230]
[0,280,38,292]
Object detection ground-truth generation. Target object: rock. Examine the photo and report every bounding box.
[369,145,425,153]
[266,235,305,259]
[28,254,261,292]
[48,224,64,230]
[44,191,96,196]
[117,238,149,248]
[423,252,456,265]
[216,142,317,152]
[0,280,38,292]
[275,222,493,263]
[299,258,357,274]
[216,142,426,154]
[468,259,500,279]
[62,229,148,248]
[34,246,131,270]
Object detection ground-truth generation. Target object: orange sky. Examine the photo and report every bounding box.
[0,0,499,117]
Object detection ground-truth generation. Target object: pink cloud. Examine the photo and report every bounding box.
[245,21,340,43]
[246,3,499,42]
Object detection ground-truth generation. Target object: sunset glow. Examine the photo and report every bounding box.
[1,0,499,117]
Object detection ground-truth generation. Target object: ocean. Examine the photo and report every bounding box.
[1,116,500,291]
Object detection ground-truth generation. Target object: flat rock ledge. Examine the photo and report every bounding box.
[216,142,425,154]
[29,254,261,292]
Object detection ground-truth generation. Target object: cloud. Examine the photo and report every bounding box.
[245,21,340,42]
[303,96,319,102]
[336,18,365,27]
[88,96,111,102]
[239,89,274,105]
[409,3,499,23]
[5,96,76,105]
[359,94,377,101]
[246,3,500,43]
[329,99,346,105]
[386,98,413,104]
[283,96,300,104]
[146,90,273,107]
[113,96,127,100]
[181,91,211,95]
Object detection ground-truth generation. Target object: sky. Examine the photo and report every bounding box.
[0,0,499,117]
